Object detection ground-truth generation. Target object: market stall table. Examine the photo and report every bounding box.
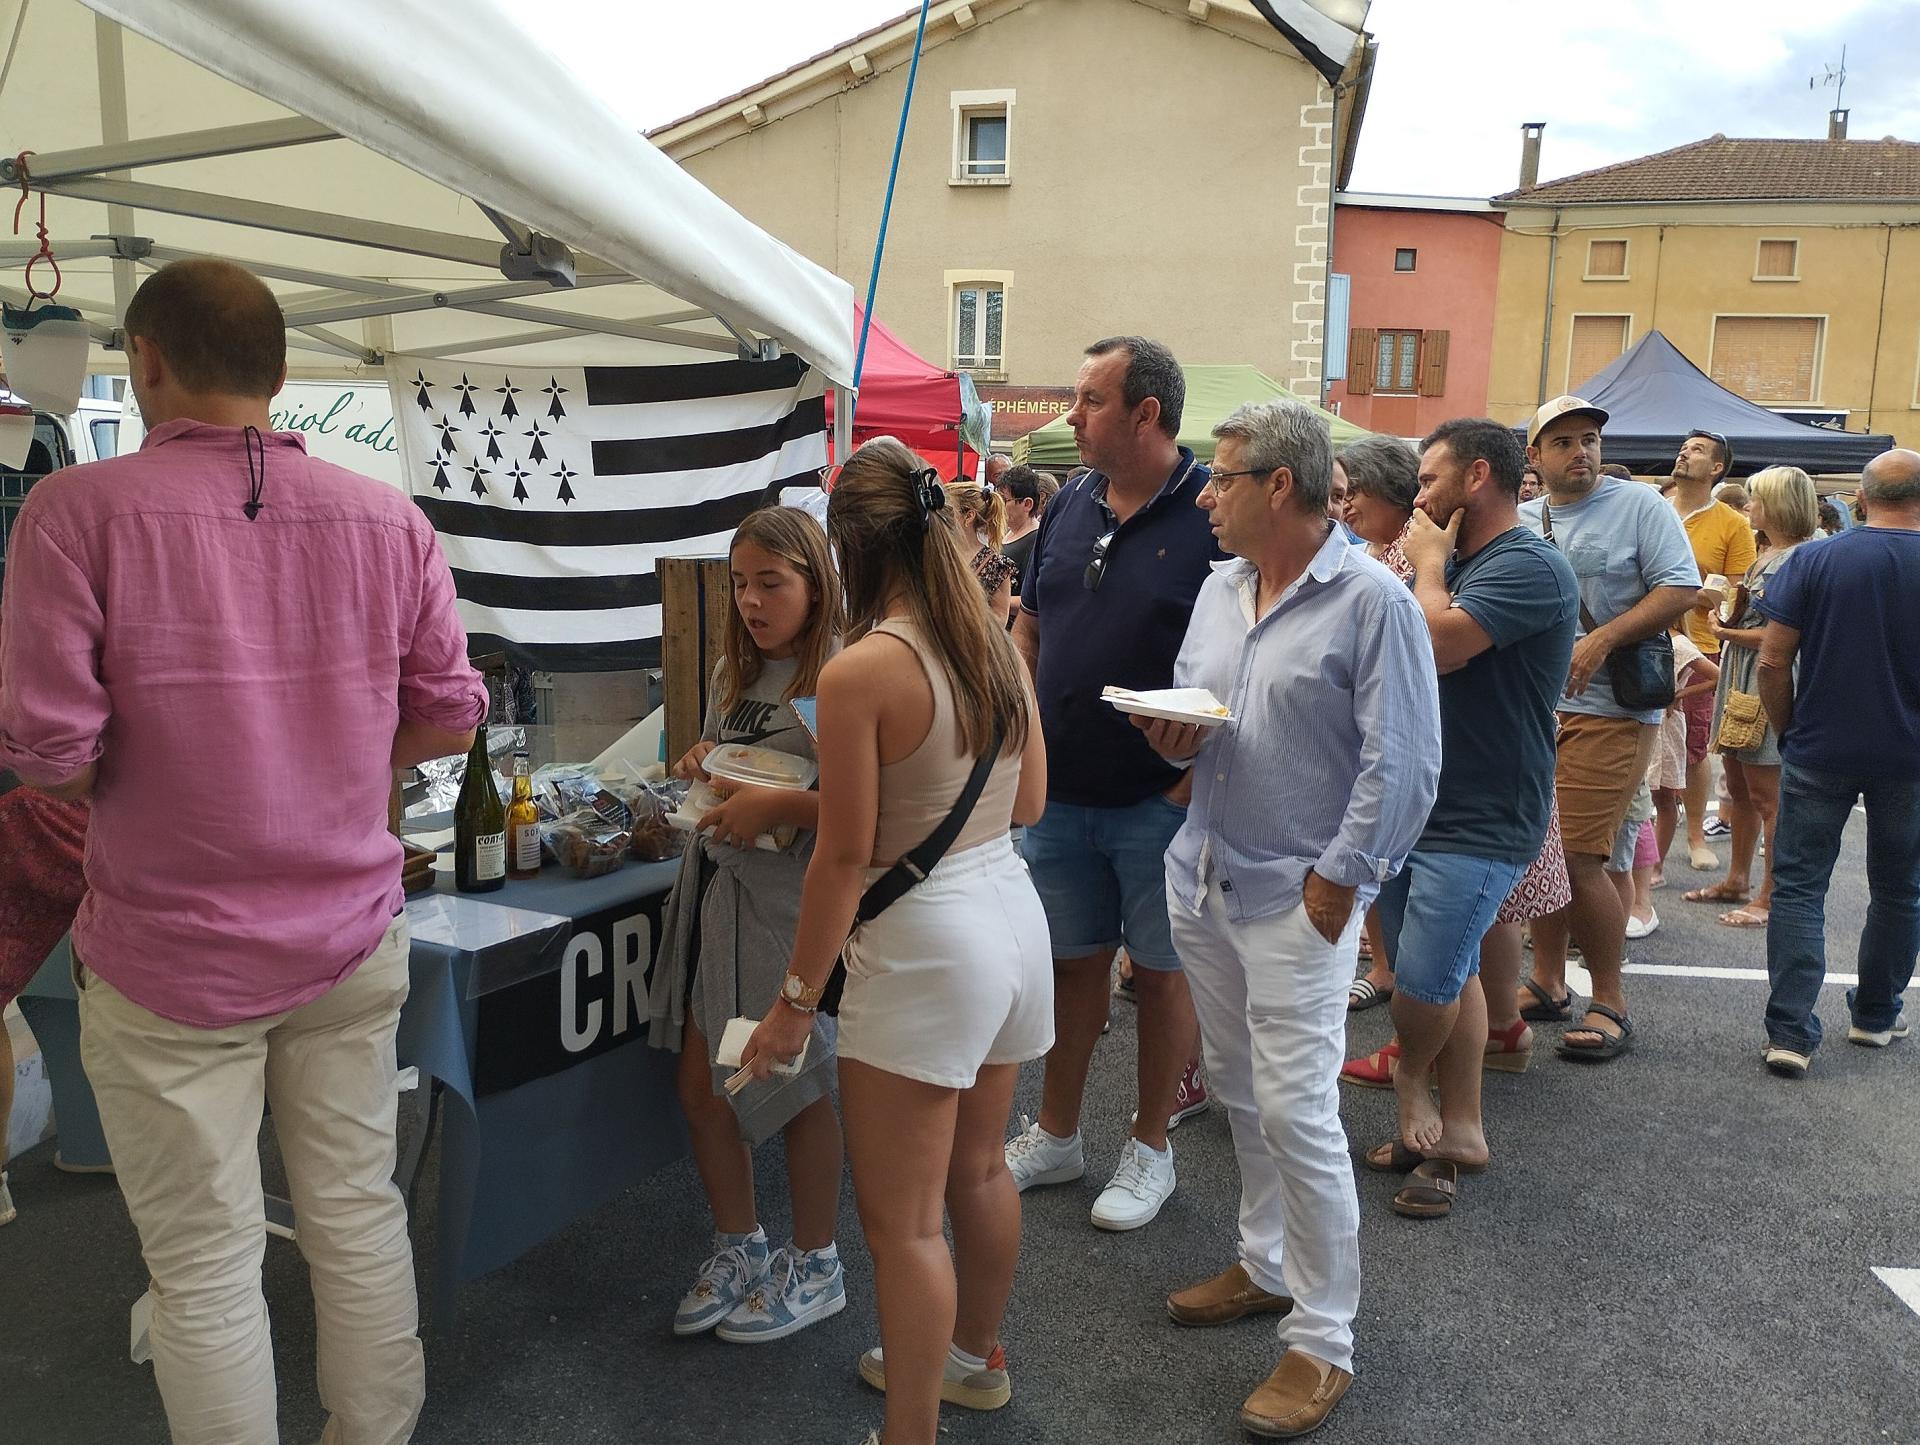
[19,856,690,1330]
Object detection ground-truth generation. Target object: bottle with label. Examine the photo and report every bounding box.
[454,724,506,892]
[507,750,541,880]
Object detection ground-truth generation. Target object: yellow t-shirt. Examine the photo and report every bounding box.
[1677,500,1756,655]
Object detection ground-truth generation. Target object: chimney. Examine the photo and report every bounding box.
[1829,108,1850,140]
[1519,122,1546,188]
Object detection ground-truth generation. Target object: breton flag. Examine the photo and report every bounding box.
[388,354,827,670]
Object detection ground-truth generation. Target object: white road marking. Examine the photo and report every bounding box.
[1565,961,1914,991]
[1873,1267,1920,1320]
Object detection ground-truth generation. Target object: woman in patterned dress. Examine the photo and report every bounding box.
[945,478,1017,625]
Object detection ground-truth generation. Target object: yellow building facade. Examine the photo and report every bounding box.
[1488,134,1920,456]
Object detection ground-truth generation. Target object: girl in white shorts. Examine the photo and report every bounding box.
[740,437,1051,1445]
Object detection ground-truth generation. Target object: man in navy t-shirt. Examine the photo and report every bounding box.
[1356,418,1576,1176]
[1003,336,1222,1234]
[1755,447,1920,1076]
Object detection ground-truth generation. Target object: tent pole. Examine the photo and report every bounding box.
[853,0,932,392]
[93,17,137,331]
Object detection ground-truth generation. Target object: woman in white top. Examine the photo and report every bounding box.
[744,438,1050,1445]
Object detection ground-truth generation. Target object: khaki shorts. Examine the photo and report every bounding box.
[1555,713,1659,859]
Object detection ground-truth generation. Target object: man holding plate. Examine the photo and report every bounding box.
[1136,399,1440,1438]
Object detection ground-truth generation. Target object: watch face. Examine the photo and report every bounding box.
[783,975,803,999]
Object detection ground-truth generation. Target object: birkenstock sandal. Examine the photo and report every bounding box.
[1391,1160,1458,1219]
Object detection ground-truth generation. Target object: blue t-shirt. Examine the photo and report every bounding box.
[1758,525,1920,779]
[1419,527,1580,864]
[1519,479,1700,724]
[1021,449,1222,807]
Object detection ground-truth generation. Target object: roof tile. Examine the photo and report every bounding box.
[1497,134,1920,204]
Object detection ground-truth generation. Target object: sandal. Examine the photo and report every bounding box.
[1347,977,1393,1012]
[1683,882,1749,904]
[1518,978,1573,1023]
[1717,906,1770,929]
[1341,1040,1407,1090]
[1363,1139,1487,1176]
[1557,1002,1634,1062]
[1482,1017,1533,1074]
[1391,1160,1458,1219]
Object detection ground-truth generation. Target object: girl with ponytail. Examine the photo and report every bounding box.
[944,476,1018,624]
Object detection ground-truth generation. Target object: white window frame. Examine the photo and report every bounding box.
[1583,237,1630,282]
[945,270,1012,381]
[1565,313,1632,394]
[1753,236,1801,282]
[950,89,1014,186]
[1708,312,1828,406]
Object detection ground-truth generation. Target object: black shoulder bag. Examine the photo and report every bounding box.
[817,721,1007,1017]
[1541,500,1675,711]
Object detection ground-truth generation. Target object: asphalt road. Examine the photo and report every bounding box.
[6,806,1916,1445]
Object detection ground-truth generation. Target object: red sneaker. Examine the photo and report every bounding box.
[1170,1059,1211,1127]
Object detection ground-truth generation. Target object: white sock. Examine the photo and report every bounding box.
[948,1342,989,1373]
[1039,1123,1077,1144]
[1135,1137,1172,1160]
[798,1241,839,1265]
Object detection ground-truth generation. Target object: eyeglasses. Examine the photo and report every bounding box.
[1204,468,1267,494]
[1084,528,1117,592]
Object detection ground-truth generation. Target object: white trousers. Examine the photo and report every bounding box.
[1168,879,1361,1373]
[78,916,425,1445]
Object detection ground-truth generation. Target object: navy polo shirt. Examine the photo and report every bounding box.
[1020,447,1222,807]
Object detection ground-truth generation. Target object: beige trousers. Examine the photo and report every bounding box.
[78,915,425,1445]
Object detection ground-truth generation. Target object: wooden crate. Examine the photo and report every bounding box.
[658,555,733,766]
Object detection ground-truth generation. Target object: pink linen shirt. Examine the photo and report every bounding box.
[0,419,486,1026]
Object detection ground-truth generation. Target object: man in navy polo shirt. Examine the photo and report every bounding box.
[1003,335,1221,1232]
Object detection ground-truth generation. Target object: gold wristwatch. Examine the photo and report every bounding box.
[779,972,825,1012]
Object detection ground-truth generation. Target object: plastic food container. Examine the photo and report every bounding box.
[703,743,818,792]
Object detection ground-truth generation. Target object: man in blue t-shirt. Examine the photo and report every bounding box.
[1358,418,1577,1177]
[1004,336,1221,1234]
[1754,447,1920,1076]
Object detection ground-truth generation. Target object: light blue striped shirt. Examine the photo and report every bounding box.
[1167,523,1442,924]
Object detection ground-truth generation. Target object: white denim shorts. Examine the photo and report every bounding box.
[837,834,1055,1090]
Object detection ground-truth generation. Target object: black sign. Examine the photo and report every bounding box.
[472,888,669,1096]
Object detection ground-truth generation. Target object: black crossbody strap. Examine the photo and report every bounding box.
[855,721,1007,923]
[1541,500,1605,635]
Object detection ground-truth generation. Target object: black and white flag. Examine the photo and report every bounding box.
[388,354,828,670]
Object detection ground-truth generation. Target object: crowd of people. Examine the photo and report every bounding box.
[0,266,1915,1445]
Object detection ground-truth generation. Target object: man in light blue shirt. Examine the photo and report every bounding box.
[1138,400,1439,1439]
[1514,396,1698,1061]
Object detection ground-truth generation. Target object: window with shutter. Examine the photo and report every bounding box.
[1711,316,1821,403]
[1585,239,1628,279]
[1568,315,1629,391]
[1755,239,1798,280]
[1418,330,1450,397]
[1375,330,1420,394]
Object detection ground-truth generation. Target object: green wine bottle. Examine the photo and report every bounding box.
[454,724,507,892]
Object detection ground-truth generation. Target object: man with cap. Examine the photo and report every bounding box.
[1517,397,1698,1060]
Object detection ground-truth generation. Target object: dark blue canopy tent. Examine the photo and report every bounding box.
[1536,330,1893,476]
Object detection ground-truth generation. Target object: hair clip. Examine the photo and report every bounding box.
[912,467,945,523]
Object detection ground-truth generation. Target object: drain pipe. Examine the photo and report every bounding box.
[1535,207,1561,405]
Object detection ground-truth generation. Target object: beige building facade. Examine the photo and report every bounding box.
[652,0,1373,411]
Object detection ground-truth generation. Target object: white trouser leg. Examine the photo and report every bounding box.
[265,918,424,1445]
[1169,880,1360,1373]
[79,967,280,1445]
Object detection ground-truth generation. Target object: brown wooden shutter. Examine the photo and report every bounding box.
[1418,329,1451,396]
[1347,327,1377,395]
[1710,316,1820,403]
[1569,315,1629,390]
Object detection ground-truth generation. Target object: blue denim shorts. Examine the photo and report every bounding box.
[1022,793,1187,970]
[1375,849,1529,1005]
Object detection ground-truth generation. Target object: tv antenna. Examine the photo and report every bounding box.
[1810,44,1847,110]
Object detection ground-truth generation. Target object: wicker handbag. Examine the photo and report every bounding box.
[1716,690,1768,753]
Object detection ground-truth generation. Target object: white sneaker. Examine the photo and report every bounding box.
[1847,1014,1910,1048]
[1090,1138,1176,1231]
[1625,909,1660,940]
[0,1171,15,1227]
[1762,1044,1811,1078]
[1004,1115,1085,1192]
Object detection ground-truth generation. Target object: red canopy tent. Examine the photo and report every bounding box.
[829,304,986,480]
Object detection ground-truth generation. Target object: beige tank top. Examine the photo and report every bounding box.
[869,617,1023,865]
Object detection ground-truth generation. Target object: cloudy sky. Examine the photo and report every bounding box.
[548,0,1920,197]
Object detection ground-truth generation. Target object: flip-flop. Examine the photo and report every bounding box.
[1717,907,1770,929]
[1347,977,1393,1012]
[1391,1160,1458,1219]
[1363,1139,1488,1176]
[1683,883,1749,904]
[1518,978,1573,1023]
[1557,1002,1634,1062]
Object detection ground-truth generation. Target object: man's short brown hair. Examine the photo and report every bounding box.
[122,259,286,398]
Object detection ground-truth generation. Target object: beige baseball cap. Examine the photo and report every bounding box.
[1527,394,1610,445]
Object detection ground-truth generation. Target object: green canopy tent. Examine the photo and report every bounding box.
[1011,364,1373,467]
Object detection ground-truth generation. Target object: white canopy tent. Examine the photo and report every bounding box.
[0,0,857,397]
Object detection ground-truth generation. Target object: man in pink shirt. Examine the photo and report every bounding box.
[0,259,486,1444]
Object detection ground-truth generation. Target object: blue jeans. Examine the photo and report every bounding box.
[1764,764,1920,1052]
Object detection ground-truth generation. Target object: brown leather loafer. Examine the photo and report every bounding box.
[1240,1350,1353,1438]
[1165,1263,1294,1326]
